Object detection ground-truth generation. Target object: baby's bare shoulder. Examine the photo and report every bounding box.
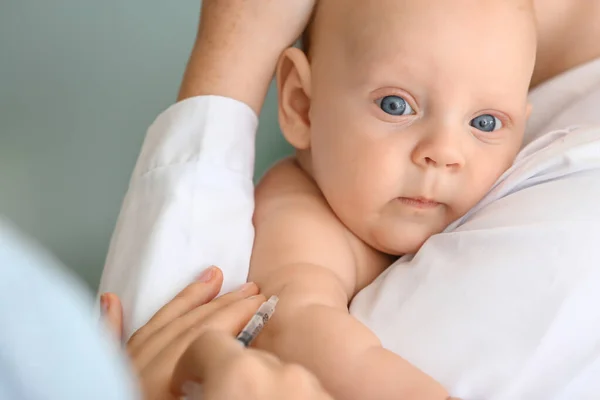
[253,158,392,295]
[252,158,358,294]
[254,158,330,220]
[256,158,320,199]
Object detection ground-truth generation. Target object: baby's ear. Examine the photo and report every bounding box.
[276,47,312,150]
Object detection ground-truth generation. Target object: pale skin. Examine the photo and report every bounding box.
[101,0,600,398]
[249,0,536,399]
[103,268,333,400]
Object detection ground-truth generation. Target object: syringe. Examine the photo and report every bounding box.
[236,295,279,347]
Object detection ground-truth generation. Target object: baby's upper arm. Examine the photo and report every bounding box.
[249,159,391,302]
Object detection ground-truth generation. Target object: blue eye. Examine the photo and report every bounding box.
[378,95,414,116]
[470,114,503,132]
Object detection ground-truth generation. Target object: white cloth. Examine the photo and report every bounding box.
[99,58,600,399]
[99,96,257,336]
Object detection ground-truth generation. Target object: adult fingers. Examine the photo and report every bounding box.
[101,293,123,341]
[172,332,333,400]
[170,330,242,396]
[139,295,266,390]
[127,267,224,349]
[184,292,267,338]
[168,283,261,338]
[170,330,274,396]
[129,288,263,371]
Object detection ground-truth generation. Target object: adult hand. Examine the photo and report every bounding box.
[101,267,332,400]
[179,0,317,113]
[172,330,334,400]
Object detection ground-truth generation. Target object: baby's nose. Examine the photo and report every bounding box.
[412,135,466,170]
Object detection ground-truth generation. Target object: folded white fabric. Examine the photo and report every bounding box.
[100,96,257,338]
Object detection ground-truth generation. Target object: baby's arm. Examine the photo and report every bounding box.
[250,159,449,400]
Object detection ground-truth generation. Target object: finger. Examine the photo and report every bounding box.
[128,267,223,349]
[101,293,123,341]
[189,293,267,337]
[170,330,246,396]
[282,364,335,400]
[322,392,336,400]
[139,295,266,388]
[134,296,264,379]
[170,283,262,339]
[129,288,263,371]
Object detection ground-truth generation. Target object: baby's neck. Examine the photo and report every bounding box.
[532,0,600,88]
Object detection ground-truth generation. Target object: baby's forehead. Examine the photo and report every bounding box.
[313,0,535,61]
[310,0,536,112]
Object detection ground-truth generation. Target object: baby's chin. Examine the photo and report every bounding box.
[367,224,440,256]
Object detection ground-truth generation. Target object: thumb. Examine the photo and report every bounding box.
[101,293,124,342]
[170,330,245,396]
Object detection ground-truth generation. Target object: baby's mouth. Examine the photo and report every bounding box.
[397,196,442,209]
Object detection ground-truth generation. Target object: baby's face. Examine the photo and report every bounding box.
[291,0,536,255]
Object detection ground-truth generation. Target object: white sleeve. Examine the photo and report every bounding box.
[98,95,258,338]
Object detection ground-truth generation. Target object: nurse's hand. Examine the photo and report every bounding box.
[101,267,332,400]
[172,330,334,400]
[178,0,316,113]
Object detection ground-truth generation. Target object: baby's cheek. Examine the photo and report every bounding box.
[453,197,479,220]
[453,180,493,219]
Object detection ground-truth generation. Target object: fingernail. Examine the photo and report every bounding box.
[100,294,109,315]
[238,282,256,292]
[198,267,215,283]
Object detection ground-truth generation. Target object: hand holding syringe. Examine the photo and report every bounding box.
[236,295,279,347]
[180,295,281,398]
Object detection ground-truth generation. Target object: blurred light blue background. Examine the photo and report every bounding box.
[0,0,292,289]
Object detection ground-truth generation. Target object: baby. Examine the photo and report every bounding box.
[249,0,536,398]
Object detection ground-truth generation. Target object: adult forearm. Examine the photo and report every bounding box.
[178,35,279,114]
[178,0,315,114]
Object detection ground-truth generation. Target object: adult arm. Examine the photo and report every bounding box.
[98,0,315,338]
